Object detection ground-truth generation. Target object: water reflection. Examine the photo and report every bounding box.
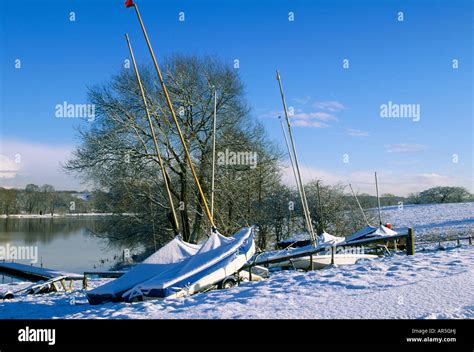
[0,217,150,274]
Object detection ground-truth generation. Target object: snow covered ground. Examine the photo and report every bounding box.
[381,202,473,240]
[0,246,472,319]
[0,202,472,319]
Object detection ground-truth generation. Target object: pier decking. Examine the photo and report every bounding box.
[0,262,83,282]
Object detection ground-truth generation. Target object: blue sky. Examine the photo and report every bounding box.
[0,0,472,194]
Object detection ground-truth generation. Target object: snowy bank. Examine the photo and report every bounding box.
[381,202,473,240]
[0,246,472,319]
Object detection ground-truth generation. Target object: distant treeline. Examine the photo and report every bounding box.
[348,186,473,209]
[0,184,471,217]
[0,184,108,215]
[407,186,473,204]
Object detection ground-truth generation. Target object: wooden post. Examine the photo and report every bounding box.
[248,265,252,282]
[331,246,335,265]
[406,228,415,255]
[82,275,88,290]
[310,254,314,271]
[60,279,67,291]
[469,236,472,245]
[457,239,460,247]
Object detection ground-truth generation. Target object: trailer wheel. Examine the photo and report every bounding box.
[218,277,237,289]
[3,292,14,300]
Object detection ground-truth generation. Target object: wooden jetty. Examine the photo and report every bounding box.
[0,262,85,298]
[0,261,83,282]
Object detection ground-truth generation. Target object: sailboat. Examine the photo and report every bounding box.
[278,176,400,249]
[259,71,377,270]
[344,175,399,244]
[87,2,255,304]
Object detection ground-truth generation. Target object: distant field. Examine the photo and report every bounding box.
[381,202,474,240]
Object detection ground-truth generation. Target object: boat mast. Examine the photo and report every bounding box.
[125,33,180,234]
[211,87,217,219]
[127,2,216,231]
[348,183,371,227]
[316,180,324,234]
[279,116,306,230]
[276,70,317,247]
[375,172,382,225]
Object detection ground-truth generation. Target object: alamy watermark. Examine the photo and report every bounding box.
[323,246,369,255]
[18,326,55,346]
[380,101,420,122]
[55,101,95,122]
[217,148,258,169]
[0,244,38,263]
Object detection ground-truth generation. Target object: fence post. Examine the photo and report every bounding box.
[406,228,415,255]
[331,246,335,264]
[469,236,472,245]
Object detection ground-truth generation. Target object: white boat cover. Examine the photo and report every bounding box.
[345,225,398,243]
[318,232,345,247]
[279,231,345,248]
[278,232,311,245]
[87,236,201,304]
[260,231,344,264]
[121,227,255,301]
[261,225,397,265]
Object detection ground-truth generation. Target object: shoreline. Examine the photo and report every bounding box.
[0,213,117,219]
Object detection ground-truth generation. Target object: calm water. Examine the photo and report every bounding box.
[0,217,142,279]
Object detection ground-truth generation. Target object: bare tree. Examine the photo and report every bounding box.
[65,55,282,247]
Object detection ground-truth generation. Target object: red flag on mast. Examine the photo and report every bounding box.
[125,0,134,8]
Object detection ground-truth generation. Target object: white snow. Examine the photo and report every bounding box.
[0,246,472,319]
[143,237,201,264]
[0,202,472,319]
[381,202,474,239]
[318,232,345,246]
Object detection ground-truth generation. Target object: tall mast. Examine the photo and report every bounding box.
[211,87,217,219]
[280,116,306,228]
[127,2,216,231]
[348,183,371,227]
[375,172,382,225]
[276,70,317,247]
[125,33,179,234]
[316,180,324,234]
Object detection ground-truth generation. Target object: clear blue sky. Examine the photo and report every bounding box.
[0,0,472,194]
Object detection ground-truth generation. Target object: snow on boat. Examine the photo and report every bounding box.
[121,227,255,301]
[278,225,399,249]
[260,231,377,270]
[318,231,346,247]
[277,231,345,249]
[87,236,201,304]
[345,224,398,243]
[270,250,377,270]
[277,232,312,248]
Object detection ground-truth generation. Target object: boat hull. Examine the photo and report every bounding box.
[122,227,255,301]
[270,253,378,270]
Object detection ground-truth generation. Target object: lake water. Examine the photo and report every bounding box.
[0,217,141,281]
